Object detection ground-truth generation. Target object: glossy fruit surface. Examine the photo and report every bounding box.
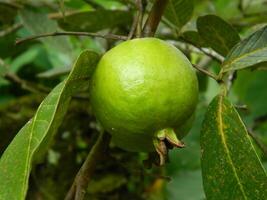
[90,38,198,152]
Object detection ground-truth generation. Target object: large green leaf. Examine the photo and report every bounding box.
[57,10,132,32]
[201,94,267,199]
[0,50,100,200]
[222,26,267,72]
[164,0,194,31]
[197,15,240,57]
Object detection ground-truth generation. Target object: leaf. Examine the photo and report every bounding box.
[164,0,194,30]
[57,10,132,32]
[0,50,100,200]
[197,15,240,56]
[9,44,41,73]
[222,26,267,72]
[19,8,73,65]
[200,95,267,200]
[181,30,207,47]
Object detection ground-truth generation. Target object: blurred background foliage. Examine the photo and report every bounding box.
[0,0,267,199]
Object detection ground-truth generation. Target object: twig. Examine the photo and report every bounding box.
[248,130,267,158]
[225,71,237,92]
[15,31,128,45]
[0,23,22,37]
[128,0,143,39]
[136,0,145,37]
[192,64,219,81]
[180,36,224,63]
[142,0,169,37]
[64,132,111,200]
[4,72,51,93]
[199,48,224,63]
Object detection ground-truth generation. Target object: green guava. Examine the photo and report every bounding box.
[90,38,198,164]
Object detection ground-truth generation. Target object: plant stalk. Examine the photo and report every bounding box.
[64,132,111,200]
[16,31,128,45]
[142,0,169,37]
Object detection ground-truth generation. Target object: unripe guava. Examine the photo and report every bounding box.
[90,38,198,157]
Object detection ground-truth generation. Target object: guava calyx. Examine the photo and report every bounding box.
[149,128,185,166]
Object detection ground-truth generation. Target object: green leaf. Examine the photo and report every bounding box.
[222,26,267,72]
[0,50,100,200]
[201,95,267,200]
[9,44,41,73]
[197,15,240,56]
[57,10,132,32]
[164,0,194,30]
[181,30,207,47]
[19,8,73,65]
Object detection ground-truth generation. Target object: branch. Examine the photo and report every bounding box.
[4,72,50,93]
[15,31,128,45]
[180,37,224,63]
[0,23,22,37]
[128,0,143,39]
[248,130,267,158]
[64,132,111,200]
[193,64,219,81]
[142,0,169,37]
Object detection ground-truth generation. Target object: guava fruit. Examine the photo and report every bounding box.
[90,38,198,164]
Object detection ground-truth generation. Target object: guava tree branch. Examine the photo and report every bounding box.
[15,31,128,45]
[180,37,224,63]
[192,64,219,81]
[0,23,22,37]
[128,0,144,39]
[64,131,111,200]
[142,0,169,37]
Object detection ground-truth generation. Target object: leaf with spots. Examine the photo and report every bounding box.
[222,26,267,72]
[197,15,240,57]
[0,50,100,200]
[200,95,267,200]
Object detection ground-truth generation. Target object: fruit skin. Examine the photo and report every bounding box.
[90,38,198,152]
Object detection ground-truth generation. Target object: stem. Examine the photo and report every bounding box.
[192,64,219,81]
[128,0,143,39]
[180,37,224,63]
[64,132,111,200]
[4,72,50,93]
[142,0,169,37]
[0,23,22,37]
[15,31,128,45]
